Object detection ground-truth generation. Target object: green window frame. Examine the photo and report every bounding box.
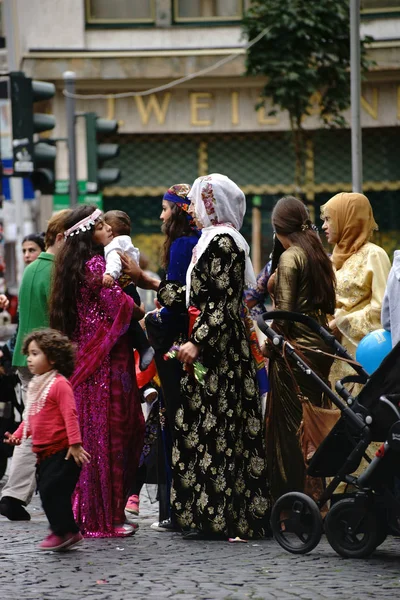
[85,0,156,26]
[173,0,244,24]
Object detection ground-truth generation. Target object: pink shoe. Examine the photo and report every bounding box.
[62,531,84,550]
[125,494,139,515]
[113,523,136,537]
[38,533,71,551]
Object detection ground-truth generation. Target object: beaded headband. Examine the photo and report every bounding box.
[64,209,102,239]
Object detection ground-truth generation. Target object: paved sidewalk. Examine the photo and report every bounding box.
[1,467,400,600]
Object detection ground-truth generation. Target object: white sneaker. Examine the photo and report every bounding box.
[113,523,136,537]
[150,519,176,531]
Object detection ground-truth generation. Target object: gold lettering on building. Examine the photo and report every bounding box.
[361,88,379,120]
[106,97,124,127]
[135,93,171,125]
[190,93,213,126]
[257,98,278,125]
[231,92,239,125]
[308,92,323,116]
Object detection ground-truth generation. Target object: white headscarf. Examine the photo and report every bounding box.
[185,173,256,305]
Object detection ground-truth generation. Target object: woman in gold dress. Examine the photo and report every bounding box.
[320,192,391,490]
[265,196,336,502]
[320,192,391,384]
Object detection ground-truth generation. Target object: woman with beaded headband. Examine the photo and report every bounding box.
[264,196,336,503]
[141,183,200,530]
[49,205,145,538]
[157,173,271,540]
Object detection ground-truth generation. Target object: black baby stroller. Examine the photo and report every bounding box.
[257,310,400,559]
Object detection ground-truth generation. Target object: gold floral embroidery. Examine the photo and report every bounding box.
[250,455,265,477]
[197,489,209,511]
[199,450,212,472]
[202,411,217,432]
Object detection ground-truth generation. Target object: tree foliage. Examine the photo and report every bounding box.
[242,0,373,189]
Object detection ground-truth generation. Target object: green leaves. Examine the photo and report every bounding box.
[242,0,372,188]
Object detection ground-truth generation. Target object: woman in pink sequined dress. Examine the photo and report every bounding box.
[50,206,145,537]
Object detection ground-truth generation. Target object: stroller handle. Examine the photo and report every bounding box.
[256,310,369,379]
[257,310,335,344]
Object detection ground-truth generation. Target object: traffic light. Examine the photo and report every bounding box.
[9,71,56,193]
[85,112,120,192]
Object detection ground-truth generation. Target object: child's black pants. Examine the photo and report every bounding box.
[37,449,81,536]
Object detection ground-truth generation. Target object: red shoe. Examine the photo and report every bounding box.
[38,533,71,551]
[62,531,84,550]
[125,494,139,515]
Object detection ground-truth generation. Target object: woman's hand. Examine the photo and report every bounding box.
[329,319,342,341]
[0,294,9,311]
[66,443,91,467]
[117,252,141,285]
[177,342,200,365]
[3,431,21,446]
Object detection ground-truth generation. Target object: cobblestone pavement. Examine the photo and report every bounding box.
[1,469,400,600]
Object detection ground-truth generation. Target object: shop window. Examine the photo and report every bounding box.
[85,0,155,24]
[174,0,243,22]
[361,1,400,13]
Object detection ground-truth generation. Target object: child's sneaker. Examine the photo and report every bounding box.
[125,494,139,515]
[38,533,71,551]
[62,531,84,550]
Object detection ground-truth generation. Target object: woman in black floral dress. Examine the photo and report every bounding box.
[158,173,271,540]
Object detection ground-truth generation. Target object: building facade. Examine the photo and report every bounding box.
[4,0,400,274]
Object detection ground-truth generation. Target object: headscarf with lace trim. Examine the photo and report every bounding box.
[185,173,256,305]
[321,192,378,270]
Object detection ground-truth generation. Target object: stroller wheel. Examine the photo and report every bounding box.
[324,497,379,558]
[270,492,322,554]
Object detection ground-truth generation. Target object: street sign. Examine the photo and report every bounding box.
[53,180,103,212]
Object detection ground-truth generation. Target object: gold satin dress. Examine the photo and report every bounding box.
[265,246,334,502]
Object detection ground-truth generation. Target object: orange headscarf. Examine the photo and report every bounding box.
[320,192,378,270]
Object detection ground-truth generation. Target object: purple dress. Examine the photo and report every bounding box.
[70,255,145,537]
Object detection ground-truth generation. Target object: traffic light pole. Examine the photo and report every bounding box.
[3,0,25,286]
[63,71,78,207]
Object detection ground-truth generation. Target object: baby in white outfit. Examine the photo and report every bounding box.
[103,210,155,371]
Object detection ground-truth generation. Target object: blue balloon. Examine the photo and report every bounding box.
[356,329,392,375]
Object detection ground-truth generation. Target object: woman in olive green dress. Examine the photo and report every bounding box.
[265,196,336,502]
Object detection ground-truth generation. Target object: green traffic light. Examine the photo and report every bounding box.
[96,118,118,135]
[33,114,56,134]
[85,112,121,191]
[97,143,119,161]
[34,141,57,163]
[98,167,121,186]
[31,80,56,102]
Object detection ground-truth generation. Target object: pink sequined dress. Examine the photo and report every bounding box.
[70,255,145,537]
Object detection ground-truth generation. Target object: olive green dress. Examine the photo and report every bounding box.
[266,245,334,502]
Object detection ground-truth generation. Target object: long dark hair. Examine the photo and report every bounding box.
[272,196,336,314]
[269,235,285,276]
[49,205,103,338]
[161,202,193,269]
